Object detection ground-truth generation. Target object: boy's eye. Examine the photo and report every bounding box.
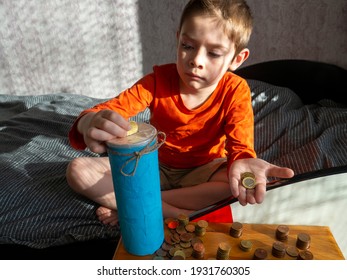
[181,43,193,50]
[209,52,221,58]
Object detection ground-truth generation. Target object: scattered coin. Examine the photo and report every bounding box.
[167,220,179,230]
[253,248,268,260]
[239,240,253,252]
[286,246,299,258]
[297,250,314,260]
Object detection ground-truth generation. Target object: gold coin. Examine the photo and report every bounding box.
[127,121,138,136]
[241,172,256,189]
[196,220,208,228]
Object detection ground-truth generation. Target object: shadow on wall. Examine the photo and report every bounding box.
[137,0,347,72]
[137,0,186,75]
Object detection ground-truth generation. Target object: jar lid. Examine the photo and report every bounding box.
[106,122,157,148]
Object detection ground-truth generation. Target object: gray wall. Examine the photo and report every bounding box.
[139,0,347,73]
[1,0,346,98]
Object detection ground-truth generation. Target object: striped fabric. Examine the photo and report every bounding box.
[0,79,346,248]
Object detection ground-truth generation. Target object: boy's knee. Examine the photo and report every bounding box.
[66,158,84,191]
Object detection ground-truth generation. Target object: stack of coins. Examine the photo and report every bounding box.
[276,225,289,241]
[192,242,205,259]
[297,250,314,260]
[296,233,311,250]
[216,242,231,260]
[239,240,253,252]
[229,222,243,238]
[195,220,208,237]
[272,241,286,258]
[180,232,194,249]
[177,213,189,226]
[253,248,268,260]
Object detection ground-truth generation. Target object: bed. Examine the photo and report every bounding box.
[1,59,347,259]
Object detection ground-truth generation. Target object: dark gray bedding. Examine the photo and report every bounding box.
[0,79,346,248]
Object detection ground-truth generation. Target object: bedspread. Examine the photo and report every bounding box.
[0,79,346,249]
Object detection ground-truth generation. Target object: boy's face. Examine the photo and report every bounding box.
[176,14,238,95]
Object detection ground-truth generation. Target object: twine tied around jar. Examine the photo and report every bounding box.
[108,131,166,176]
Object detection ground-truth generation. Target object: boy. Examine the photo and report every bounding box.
[67,0,294,226]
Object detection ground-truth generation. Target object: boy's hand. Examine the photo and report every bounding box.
[77,110,131,153]
[228,158,294,206]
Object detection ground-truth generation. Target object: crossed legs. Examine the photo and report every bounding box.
[66,157,231,226]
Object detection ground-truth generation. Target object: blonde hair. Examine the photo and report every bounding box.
[179,0,253,56]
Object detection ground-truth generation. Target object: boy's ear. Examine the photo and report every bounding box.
[229,48,250,71]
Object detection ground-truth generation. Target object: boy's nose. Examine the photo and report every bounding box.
[190,50,204,69]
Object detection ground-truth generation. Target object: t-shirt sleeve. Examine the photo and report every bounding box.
[68,74,155,150]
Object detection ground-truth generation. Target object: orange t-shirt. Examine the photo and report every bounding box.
[69,63,256,169]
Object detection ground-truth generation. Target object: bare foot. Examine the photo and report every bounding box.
[96,206,119,227]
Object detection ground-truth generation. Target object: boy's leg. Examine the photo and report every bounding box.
[161,168,231,213]
[162,164,231,217]
[66,157,119,225]
[66,156,195,223]
[66,157,231,223]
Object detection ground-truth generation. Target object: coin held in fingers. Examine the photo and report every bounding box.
[241,172,256,189]
[127,121,139,136]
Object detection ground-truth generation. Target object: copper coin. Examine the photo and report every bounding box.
[185,223,196,233]
[218,242,231,252]
[156,248,167,257]
[176,225,187,235]
[180,232,194,242]
[193,242,205,253]
[164,234,175,245]
[167,220,179,229]
[297,250,314,260]
[231,221,243,231]
[161,242,173,251]
[286,246,299,258]
[191,237,203,246]
[253,248,268,260]
[183,247,193,258]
